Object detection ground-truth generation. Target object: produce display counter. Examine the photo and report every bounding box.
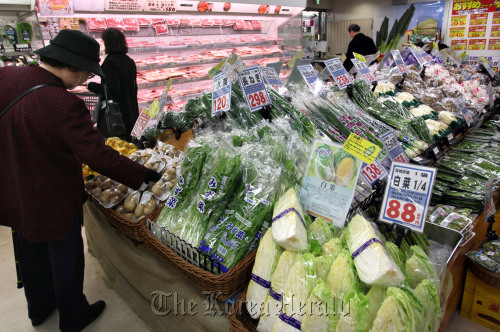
[83,202,230,332]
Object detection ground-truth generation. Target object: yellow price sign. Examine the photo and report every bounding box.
[433,42,439,50]
[148,100,160,118]
[353,52,366,62]
[208,60,227,79]
[450,15,467,27]
[461,51,467,59]
[449,27,466,38]
[288,49,305,68]
[342,133,380,165]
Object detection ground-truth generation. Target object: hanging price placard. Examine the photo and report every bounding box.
[13,43,31,52]
[297,64,323,95]
[457,98,473,126]
[260,67,290,98]
[324,58,353,90]
[360,160,388,186]
[238,66,270,112]
[432,146,442,160]
[353,52,366,62]
[351,59,376,84]
[380,131,409,163]
[212,72,231,116]
[131,108,151,139]
[478,57,496,78]
[379,162,437,233]
[390,50,407,74]
[409,47,426,66]
[342,133,381,164]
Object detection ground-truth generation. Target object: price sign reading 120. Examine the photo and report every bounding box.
[351,59,376,84]
[211,72,231,116]
[324,58,353,89]
[379,162,436,233]
[238,66,271,112]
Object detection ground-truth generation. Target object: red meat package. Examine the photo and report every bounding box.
[243,20,253,30]
[123,18,140,31]
[191,19,202,27]
[251,20,262,30]
[106,18,125,30]
[154,24,169,35]
[233,20,245,30]
[201,19,213,27]
[212,19,223,27]
[86,18,107,31]
[167,19,180,27]
[180,19,191,27]
[152,18,166,25]
[137,18,151,27]
[223,19,234,26]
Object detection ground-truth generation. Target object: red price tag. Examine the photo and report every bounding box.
[363,72,375,83]
[398,64,407,74]
[247,90,268,108]
[337,74,351,87]
[213,95,228,112]
[393,153,408,163]
[385,199,423,226]
[360,160,387,185]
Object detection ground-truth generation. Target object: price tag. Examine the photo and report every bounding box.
[351,59,376,84]
[288,49,305,69]
[446,133,456,146]
[432,146,442,160]
[131,108,151,139]
[342,133,381,165]
[380,131,409,163]
[379,162,437,233]
[297,64,324,95]
[353,52,366,62]
[324,58,353,90]
[484,176,496,220]
[360,160,388,186]
[479,57,496,78]
[0,45,4,53]
[457,99,473,127]
[211,72,231,116]
[409,47,426,66]
[238,66,270,112]
[260,67,290,98]
[13,43,31,52]
[390,50,407,74]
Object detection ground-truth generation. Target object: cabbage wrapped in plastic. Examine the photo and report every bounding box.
[384,242,406,274]
[257,251,298,332]
[346,214,404,286]
[326,250,362,303]
[321,237,345,257]
[272,188,308,251]
[247,229,283,319]
[307,218,333,246]
[414,279,441,332]
[302,279,339,332]
[365,286,385,329]
[272,253,316,332]
[315,255,336,282]
[371,287,417,331]
[405,245,438,288]
[336,291,370,332]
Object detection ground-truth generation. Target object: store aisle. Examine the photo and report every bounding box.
[0,226,151,332]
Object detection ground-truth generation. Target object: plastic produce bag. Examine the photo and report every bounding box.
[371,287,418,331]
[345,214,404,286]
[307,218,333,246]
[336,291,370,332]
[414,279,441,332]
[325,250,362,303]
[247,229,283,319]
[301,278,339,332]
[321,237,345,257]
[405,245,438,288]
[272,188,308,251]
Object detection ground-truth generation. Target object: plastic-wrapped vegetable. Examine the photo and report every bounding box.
[371,287,418,331]
[325,250,362,302]
[314,255,336,282]
[336,291,370,332]
[272,188,308,251]
[247,229,283,319]
[321,237,345,257]
[301,278,339,332]
[365,286,386,329]
[414,279,441,332]
[346,214,404,286]
[384,242,406,273]
[405,245,438,288]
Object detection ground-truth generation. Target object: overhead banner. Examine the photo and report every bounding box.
[452,0,498,15]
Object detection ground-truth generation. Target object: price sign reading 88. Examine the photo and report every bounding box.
[238,66,270,112]
[379,162,437,233]
[324,58,353,89]
[211,72,231,116]
[360,160,388,185]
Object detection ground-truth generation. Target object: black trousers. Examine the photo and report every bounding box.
[15,209,90,330]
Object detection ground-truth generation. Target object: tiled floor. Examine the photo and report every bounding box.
[0,225,494,332]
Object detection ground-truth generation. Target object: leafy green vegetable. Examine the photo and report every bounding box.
[326,250,362,302]
[405,246,438,288]
[302,278,339,332]
[415,279,441,332]
[307,218,334,246]
[336,291,371,332]
[371,287,418,331]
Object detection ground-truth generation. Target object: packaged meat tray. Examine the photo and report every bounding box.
[167,19,180,27]
[154,24,169,35]
[180,19,191,27]
[191,19,202,27]
[251,20,262,30]
[123,18,139,31]
[106,18,124,31]
[223,19,234,26]
[137,18,151,27]
[152,18,166,25]
[233,20,245,30]
[86,18,107,31]
[243,20,253,30]
[212,19,223,27]
[201,19,214,27]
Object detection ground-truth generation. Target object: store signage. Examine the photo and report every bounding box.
[297,64,323,95]
[451,15,467,26]
[211,72,231,116]
[13,43,31,52]
[451,40,468,51]
[131,108,151,138]
[446,133,456,146]
[409,47,426,66]
[469,13,488,25]
[421,48,433,63]
[380,131,409,163]
[457,98,473,126]
[491,26,500,38]
[351,59,376,84]
[489,39,500,50]
[452,1,497,15]
[144,0,177,12]
[495,12,500,24]
[353,52,366,62]
[379,162,437,233]
[360,160,388,186]
[105,0,142,11]
[468,39,486,50]
[260,67,290,98]
[390,50,407,74]
[238,66,270,112]
[478,57,496,78]
[342,133,380,164]
[449,26,466,38]
[484,176,496,220]
[288,49,305,69]
[299,140,362,228]
[468,25,487,38]
[324,58,353,90]
[432,146,442,160]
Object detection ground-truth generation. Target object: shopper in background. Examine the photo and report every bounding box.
[0,30,160,331]
[88,28,139,140]
[343,24,377,72]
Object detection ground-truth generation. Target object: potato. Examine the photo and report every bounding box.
[85,181,98,191]
[95,175,107,182]
[124,213,134,220]
[110,192,124,204]
[100,190,112,204]
[152,180,166,196]
[91,187,102,197]
[143,207,151,215]
[145,198,157,211]
[124,195,139,212]
[162,168,176,181]
[101,180,114,190]
[134,205,144,218]
[144,162,153,169]
[116,205,126,215]
[165,181,175,191]
[117,184,128,194]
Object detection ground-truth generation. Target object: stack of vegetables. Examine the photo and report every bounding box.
[376,5,415,54]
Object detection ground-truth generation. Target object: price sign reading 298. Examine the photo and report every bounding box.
[238,66,271,112]
[379,162,436,233]
[324,58,353,89]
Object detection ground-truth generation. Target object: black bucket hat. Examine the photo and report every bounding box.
[35,30,104,77]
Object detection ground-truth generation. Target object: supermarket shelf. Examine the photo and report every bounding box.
[138,75,210,90]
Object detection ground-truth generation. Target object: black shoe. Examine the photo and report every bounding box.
[61,300,106,332]
[31,304,57,327]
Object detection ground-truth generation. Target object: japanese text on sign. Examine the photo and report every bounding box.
[391,50,407,74]
[342,133,381,165]
[452,0,497,15]
[478,57,496,78]
[457,98,473,126]
[144,0,177,12]
[360,160,388,186]
[105,0,142,11]
[324,58,353,89]
[238,66,270,112]
[379,163,437,232]
[212,72,231,116]
[131,108,151,138]
[380,131,409,163]
[409,48,426,65]
[260,67,290,98]
[352,59,376,84]
[297,65,323,95]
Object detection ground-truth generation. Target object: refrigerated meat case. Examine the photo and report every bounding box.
[38,2,304,111]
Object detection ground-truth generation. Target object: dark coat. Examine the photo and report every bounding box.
[88,53,139,138]
[0,65,147,242]
[344,33,377,71]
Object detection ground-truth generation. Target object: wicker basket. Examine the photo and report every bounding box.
[469,236,500,289]
[139,221,256,301]
[90,198,160,242]
[228,289,258,332]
